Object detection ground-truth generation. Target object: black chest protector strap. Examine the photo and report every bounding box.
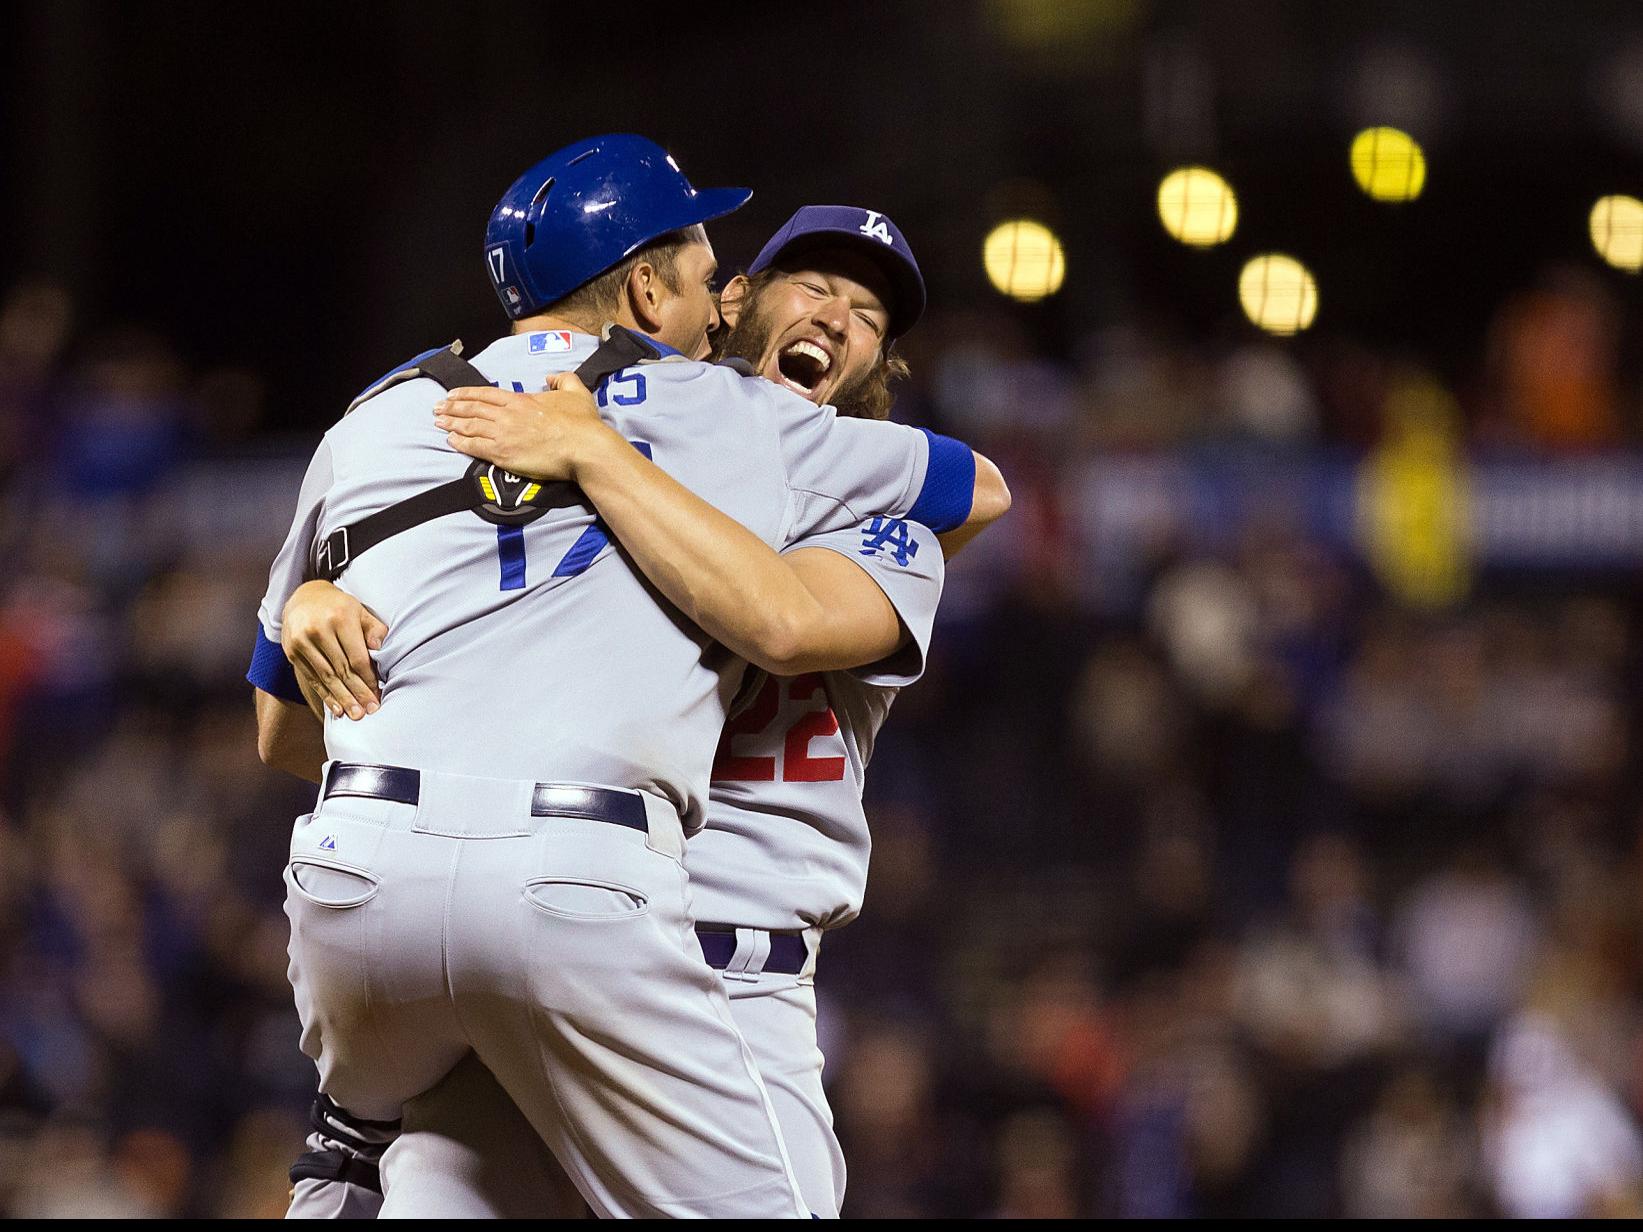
[313,326,661,581]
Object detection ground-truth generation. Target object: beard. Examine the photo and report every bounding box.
[709,293,876,419]
[709,293,779,375]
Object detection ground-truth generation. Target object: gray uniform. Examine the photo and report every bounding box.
[258,330,971,1218]
[694,514,946,932]
[345,516,947,1219]
[694,515,945,1212]
[259,334,940,830]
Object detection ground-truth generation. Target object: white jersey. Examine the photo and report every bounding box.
[251,330,975,832]
[688,515,945,931]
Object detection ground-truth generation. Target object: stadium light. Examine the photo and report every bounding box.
[1238,254,1319,336]
[1350,126,1426,202]
[983,219,1067,303]
[1590,194,1643,272]
[1157,166,1238,248]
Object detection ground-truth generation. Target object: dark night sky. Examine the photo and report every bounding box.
[8,0,1643,431]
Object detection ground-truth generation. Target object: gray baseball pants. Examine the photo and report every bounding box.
[282,766,807,1218]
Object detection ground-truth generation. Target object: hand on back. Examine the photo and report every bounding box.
[434,372,614,482]
[281,580,387,720]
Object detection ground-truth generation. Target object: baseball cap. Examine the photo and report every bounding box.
[748,205,926,340]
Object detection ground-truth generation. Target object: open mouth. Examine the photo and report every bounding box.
[775,339,833,397]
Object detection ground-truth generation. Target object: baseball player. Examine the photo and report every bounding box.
[275,204,995,1217]
[248,136,1004,1218]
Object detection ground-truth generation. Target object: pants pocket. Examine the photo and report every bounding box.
[524,877,649,921]
[288,859,381,908]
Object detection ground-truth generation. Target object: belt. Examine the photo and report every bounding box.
[695,925,808,976]
[321,763,649,833]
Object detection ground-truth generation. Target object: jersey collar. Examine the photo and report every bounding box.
[482,327,685,365]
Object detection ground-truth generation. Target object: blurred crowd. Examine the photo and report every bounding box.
[0,270,1640,1217]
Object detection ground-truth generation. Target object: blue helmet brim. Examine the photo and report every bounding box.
[672,186,754,231]
[602,186,753,271]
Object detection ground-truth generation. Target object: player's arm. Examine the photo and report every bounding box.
[937,451,1009,557]
[551,428,912,674]
[246,438,337,781]
[764,376,1006,543]
[272,503,900,681]
[434,380,967,675]
[436,376,1010,545]
[255,687,327,783]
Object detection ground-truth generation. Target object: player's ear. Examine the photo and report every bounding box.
[717,275,751,330]
[625,260,666,334]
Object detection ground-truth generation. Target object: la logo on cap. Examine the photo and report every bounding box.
[859,211,894,246]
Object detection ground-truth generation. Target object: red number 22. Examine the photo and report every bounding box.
[711,673,846,783]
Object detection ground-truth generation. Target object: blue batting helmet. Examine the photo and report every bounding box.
[485,134,751,320]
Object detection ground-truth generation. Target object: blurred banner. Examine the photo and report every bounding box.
[1074,449,1643,579]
